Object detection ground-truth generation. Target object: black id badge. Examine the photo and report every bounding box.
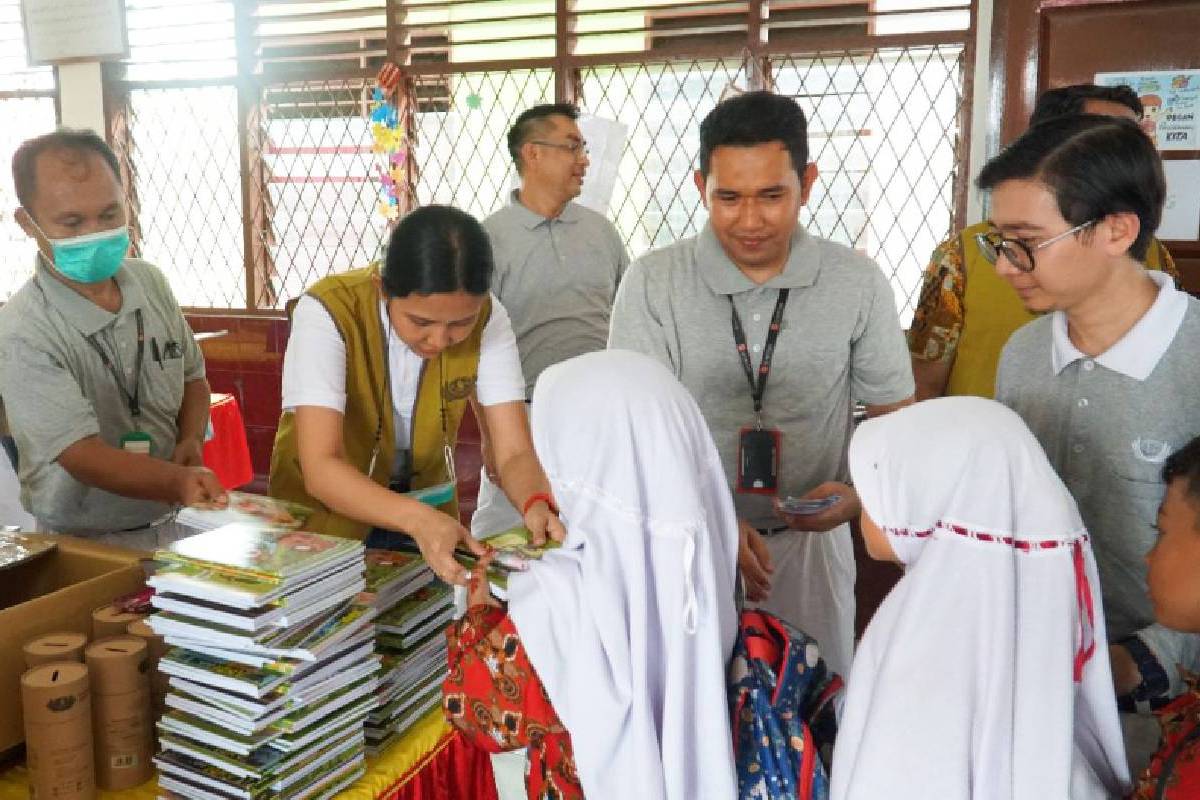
[737,426,781,495]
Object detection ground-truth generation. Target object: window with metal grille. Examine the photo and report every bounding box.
[105,0,973,318]
[0,0,58,302]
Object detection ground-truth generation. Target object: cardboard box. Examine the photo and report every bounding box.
[0,535,147,755]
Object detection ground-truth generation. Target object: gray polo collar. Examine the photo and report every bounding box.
[508,190,581,230]
[695,223,821,296]
[32,253,146,337]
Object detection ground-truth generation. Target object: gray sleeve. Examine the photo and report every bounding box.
[849,264,915,405]
[994,341,1016,406]
[0,336,101,467]
[607,257,676,374]
[1136,625,1200,698]
[611,224,631,286]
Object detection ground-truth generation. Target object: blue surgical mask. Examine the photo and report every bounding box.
[32,221,130,284]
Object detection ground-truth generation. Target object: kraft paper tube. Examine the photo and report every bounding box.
[126,620,169,718]
[21,661,96,800]
[91,605,145,640]
[23,631,88,669]
[84,636,154,790]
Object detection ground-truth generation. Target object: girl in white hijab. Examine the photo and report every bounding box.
[831,396,1129,800]
[444,350,739,799]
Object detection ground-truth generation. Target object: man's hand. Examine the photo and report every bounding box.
[523,499,566,547]
[412,506,486,587]
[778,482,861,532]
[171,437,205,467]
[1110,643,1144,696]
[174,466,228,509]
[738,520,773,602]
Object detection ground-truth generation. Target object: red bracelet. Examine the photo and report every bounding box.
[522,492,558,517]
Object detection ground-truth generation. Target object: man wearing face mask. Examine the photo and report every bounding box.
[0,129,226,548]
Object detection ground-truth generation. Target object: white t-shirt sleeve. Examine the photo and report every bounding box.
[281,295,348,413]
[476,295,527,406]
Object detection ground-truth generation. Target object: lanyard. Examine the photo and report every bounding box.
[85,309,144,419]
[730,289,790,419]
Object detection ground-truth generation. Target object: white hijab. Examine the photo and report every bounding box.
[507,349,739,800]
[832,397,1129,800]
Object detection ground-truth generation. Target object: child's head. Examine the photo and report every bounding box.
[1146,436,1200,632]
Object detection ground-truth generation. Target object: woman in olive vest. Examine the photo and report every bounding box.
[271,205,564,585]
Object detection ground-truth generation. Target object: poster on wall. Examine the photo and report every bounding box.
[1094,70,1200,151]
[20,0,127,66]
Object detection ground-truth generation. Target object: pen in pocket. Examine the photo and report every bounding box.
[150,338,164,369]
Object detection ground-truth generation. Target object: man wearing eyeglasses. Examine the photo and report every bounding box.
[471,104,629,539]
[985,114,1200,772]
[907,84,1177,401]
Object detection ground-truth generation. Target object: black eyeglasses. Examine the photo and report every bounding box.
[530,139,589,158]
[974,219,1097,273]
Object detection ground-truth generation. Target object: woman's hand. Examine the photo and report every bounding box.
[524,499,566,547]
[411,505,487,586]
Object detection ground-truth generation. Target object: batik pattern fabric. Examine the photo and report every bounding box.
[443,605,584,800]
[729,609,842,800]
[1133,675,1200,800]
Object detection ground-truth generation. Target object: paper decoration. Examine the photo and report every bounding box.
[1095,70,1200,151]
[369,81,406,223]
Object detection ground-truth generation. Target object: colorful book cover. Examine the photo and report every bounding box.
[178,491,312,531]
[159,524,362,581]
[376,582,453,634]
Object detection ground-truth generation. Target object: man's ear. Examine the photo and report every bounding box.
[14,207,36,239]
[799,162,819,206]
[693,169,709,210]
[1096,211,1141,258]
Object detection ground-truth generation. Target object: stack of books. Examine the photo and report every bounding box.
[175,492,311,534]
[146,525,378,800]
[359,550,453,755]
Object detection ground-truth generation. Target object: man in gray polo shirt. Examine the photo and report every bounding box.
[0,130,226,548]
[472,103,629,538]
[984,115,1200,767]
[609,92,914,677]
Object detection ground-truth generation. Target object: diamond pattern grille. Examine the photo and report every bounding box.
[577,56,753,256]
[110,48,964,315]
[409,69,554,219]
[255,79,390,309]
[775,44,966,323]
[119,85,245,308]
[0,96,58,302]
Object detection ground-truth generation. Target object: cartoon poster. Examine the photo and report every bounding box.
[1094,70,1200,151]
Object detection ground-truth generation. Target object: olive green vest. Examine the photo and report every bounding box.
[270,266,490,540]
[946,223,1174,398]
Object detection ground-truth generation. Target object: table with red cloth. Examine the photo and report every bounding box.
[204,392,254,489]
[0,708,497,800]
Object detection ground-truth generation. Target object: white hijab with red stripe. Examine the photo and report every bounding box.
[832,396,1129,800]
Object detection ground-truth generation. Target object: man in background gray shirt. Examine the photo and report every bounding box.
[472,104,628,539]
[610,92,913,678]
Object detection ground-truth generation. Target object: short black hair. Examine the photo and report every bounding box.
[1029,84,1143,127]
[976,114,1164,261]
[507,103,580,172]
[381,205,493,298]
[698,91,808,178]
[1163,436,1200,514]
[12,128,122,213]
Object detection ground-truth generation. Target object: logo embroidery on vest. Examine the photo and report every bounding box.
[443,376,477,401]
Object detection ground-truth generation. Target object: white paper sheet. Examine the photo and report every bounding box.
[1160,160,1200,242]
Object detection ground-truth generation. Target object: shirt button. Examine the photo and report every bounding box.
[1082,359,1095,371]
[753,313,762,322]
[752,344,761,353]
[1077,398,1089,408]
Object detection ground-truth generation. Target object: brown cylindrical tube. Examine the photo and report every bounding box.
[84,636,154,790]
[126,620,168,718]
[21,661,96,800]
[23,631,88,668]
[91,605,145,640]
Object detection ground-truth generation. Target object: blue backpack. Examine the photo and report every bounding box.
[729,609,842,800]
